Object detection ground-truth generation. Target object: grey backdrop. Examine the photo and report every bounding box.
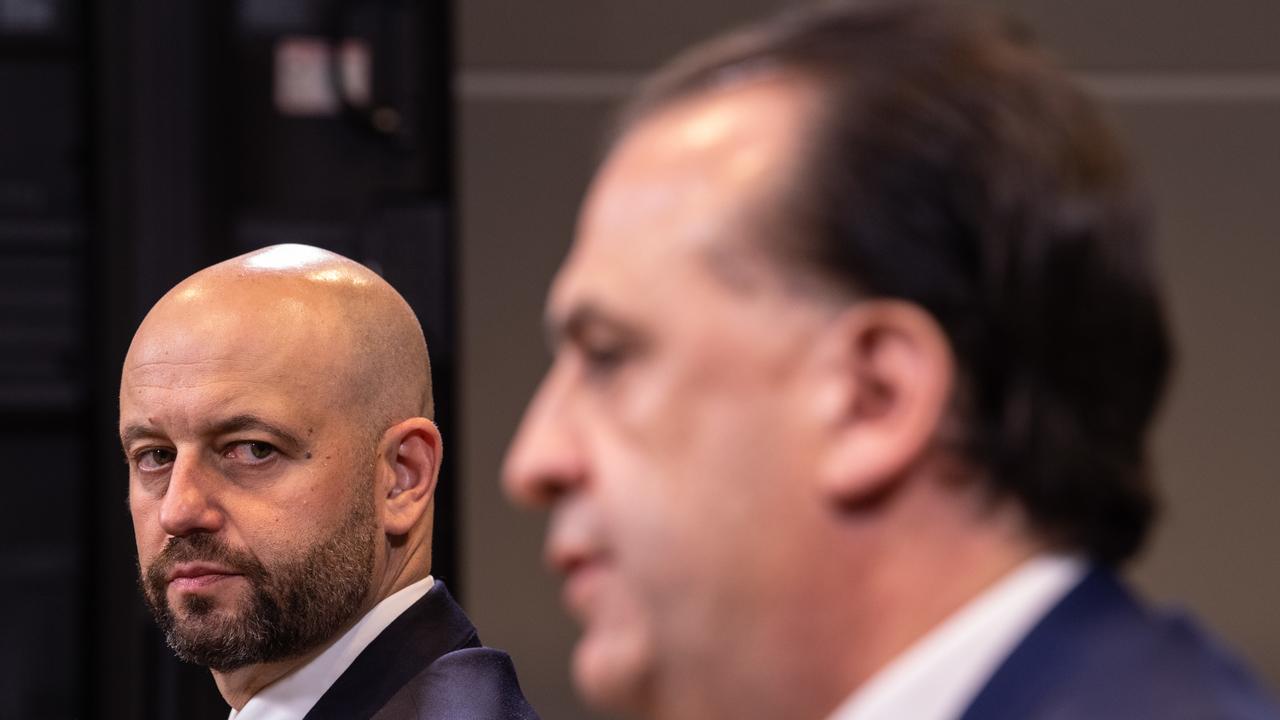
[454,2,1280,717]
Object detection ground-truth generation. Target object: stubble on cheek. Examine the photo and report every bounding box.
[136,489,377,672]
[140,532,267,614]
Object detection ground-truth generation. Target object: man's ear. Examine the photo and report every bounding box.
[812,300,954,505]
[377,417,442,536]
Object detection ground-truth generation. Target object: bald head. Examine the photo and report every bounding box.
[122,245,444,682]
[125,244,433,437]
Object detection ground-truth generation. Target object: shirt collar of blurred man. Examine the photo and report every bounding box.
[827,554,1085,720]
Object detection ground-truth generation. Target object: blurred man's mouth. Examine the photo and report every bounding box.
[547,529,612,620]
[561,556,610,618]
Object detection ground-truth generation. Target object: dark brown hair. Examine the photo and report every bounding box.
[620,0,1172,565]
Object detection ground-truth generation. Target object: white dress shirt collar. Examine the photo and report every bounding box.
[827,555,1086,720]
[227,575,435,720]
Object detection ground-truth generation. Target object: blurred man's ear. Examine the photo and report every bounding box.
[378,417,442,536]
[811,300,955,505]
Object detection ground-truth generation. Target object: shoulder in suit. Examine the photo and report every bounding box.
[960,568,1280,720]
[305,581,539,720]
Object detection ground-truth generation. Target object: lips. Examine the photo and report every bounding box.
[166,562,242,591]
[562,556,612,617]
[546,532,612,619]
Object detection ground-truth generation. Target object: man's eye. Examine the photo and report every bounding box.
[136,448,176,471]
[582,344,627,373]
[577,336,641,379]
[226,441,278,463]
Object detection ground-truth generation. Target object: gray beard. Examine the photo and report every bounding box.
[140,492,376,672]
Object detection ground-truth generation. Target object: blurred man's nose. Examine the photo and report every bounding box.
[158,453,225,537]
[503,372,587,509]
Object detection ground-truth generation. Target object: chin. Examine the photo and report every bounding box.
[572,626,655,716]
[171,582,243,615]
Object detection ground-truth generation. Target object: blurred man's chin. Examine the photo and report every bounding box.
[572,629,655,715]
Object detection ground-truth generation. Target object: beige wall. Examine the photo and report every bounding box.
[457,2,1280,718]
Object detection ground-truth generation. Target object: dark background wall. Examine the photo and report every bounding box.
[1,0,455,717]
[454,1,1280,718]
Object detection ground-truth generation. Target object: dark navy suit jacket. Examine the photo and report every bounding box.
[959,568,1280,720]
[303,581,539,720]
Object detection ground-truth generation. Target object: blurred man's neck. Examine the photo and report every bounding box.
[648,475,1046,720]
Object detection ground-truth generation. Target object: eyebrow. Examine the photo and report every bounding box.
[119,423,163,451]
[545,302,630,351]
[119,414,306,452]
[211,415,306,451]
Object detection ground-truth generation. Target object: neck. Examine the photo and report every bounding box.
[213,643,333,711]
[375,531,433,602]
[651,474,1045,720]
[838,491,1044,696]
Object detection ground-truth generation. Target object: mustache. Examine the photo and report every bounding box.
[144,533,269,593]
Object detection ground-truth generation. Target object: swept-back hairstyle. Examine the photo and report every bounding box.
[620,0,1172,564]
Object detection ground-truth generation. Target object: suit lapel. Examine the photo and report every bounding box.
[305,581,481,720]
[957,568,1142,720]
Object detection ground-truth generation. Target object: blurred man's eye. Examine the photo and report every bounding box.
[580,342,629,376]
[570,321,643,381]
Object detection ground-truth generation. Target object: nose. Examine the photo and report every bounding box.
[503,369,587,509]
[158,452,225,537]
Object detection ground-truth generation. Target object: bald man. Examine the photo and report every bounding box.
[119,244,538,719]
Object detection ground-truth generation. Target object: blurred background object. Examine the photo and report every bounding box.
[2,0,1278,718]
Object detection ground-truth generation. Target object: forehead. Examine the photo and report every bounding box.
[120,283,356,431]
[551,76,820,313]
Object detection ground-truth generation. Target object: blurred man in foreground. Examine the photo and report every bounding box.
[503,2,1279,719]
[120,244,538,719]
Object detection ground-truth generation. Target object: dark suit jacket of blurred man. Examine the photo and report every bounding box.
[959,568,1279,720]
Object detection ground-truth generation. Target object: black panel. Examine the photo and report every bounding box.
[0,2,85,717]
[0,0,456,717]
